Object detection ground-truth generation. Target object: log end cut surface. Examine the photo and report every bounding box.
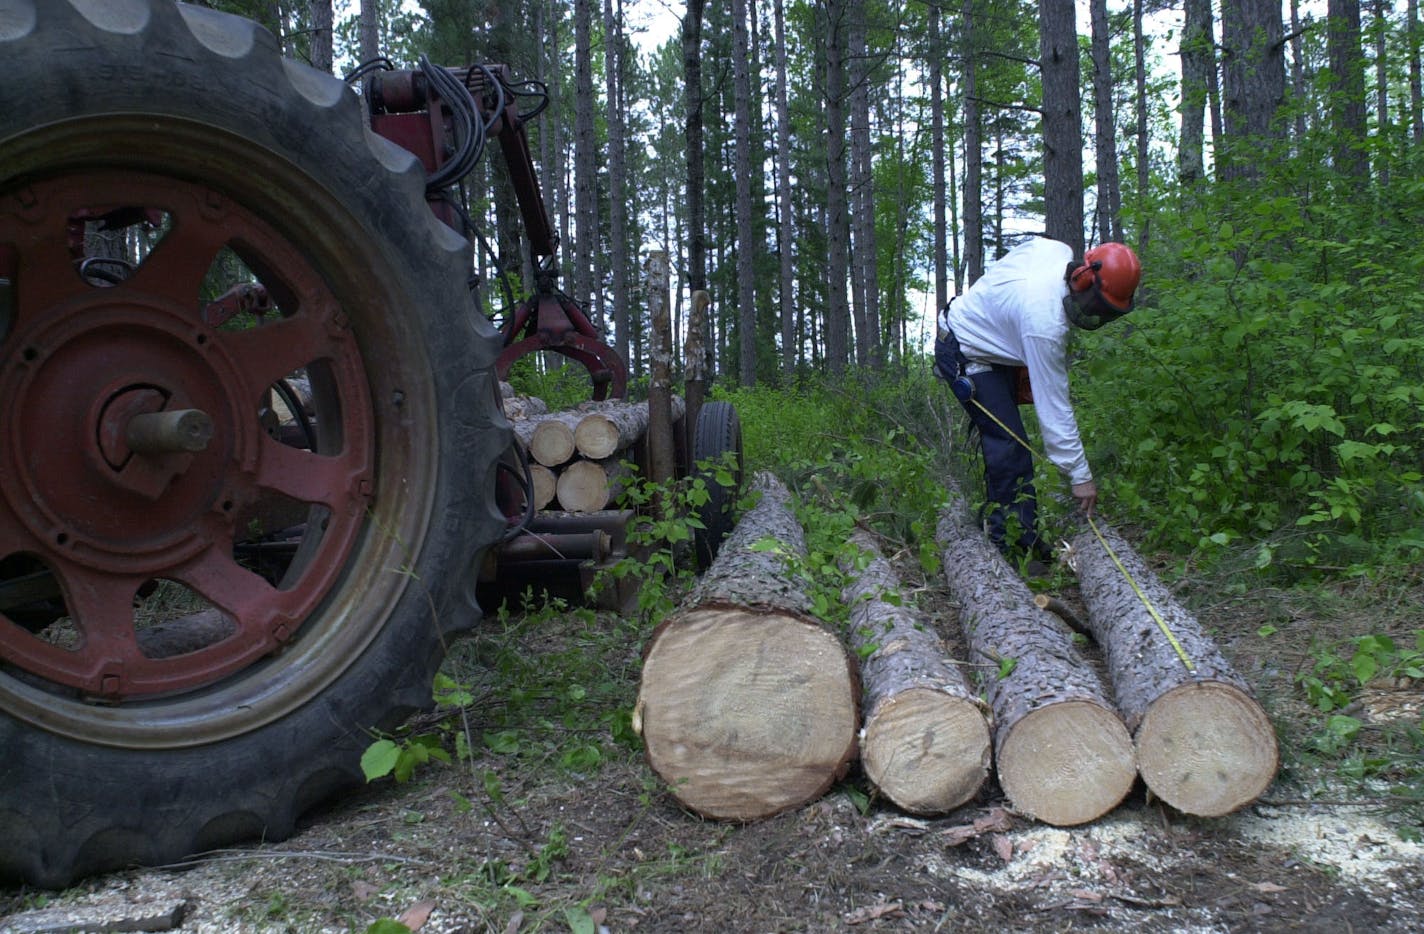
[997,699,1137,827]
[636,608,858,821]
[862,687,991,815]
[1136,681,1279,817]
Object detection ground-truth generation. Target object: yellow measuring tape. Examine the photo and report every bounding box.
[962,394,1196,672]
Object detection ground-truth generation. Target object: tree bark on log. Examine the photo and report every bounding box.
[503,394,549,420]
[634,471,859,820]
[1068,519,1278,817]
[937,490,1136,826]
[842,528,991,814]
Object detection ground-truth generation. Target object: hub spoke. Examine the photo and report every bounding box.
[178,542,278,623]
[218,313,346,399]
[250,435,370,512]
[53,563,147,693]
[127,212,230,306]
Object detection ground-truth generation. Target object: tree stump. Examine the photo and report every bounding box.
[634,472,859,820]
[842,529,990,814]
[937,490,1136,826]
[1068,519,1278,816]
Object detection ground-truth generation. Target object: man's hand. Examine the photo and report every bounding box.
[1072,480,1098,515]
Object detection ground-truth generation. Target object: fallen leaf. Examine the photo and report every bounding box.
[991,833,1014,863]
[397,899,436,931]
[974,807,1014,834]
[843,901,904,925]
[503,910,524,934]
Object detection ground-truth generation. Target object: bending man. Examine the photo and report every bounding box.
[935,236,1141,569]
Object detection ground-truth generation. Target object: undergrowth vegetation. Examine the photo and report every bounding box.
[358,320,1421,928]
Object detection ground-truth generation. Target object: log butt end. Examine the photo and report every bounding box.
[1136,681,1279,817]
[862,687,991,815]
[636,608,859,821]
[996,699,1136,826]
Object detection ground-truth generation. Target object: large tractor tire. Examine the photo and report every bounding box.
[0,1,510,887]
[690,401,745,570]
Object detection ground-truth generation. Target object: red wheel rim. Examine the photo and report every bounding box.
[0,170,374,700]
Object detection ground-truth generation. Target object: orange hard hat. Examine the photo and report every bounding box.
[1070,242,1141,312]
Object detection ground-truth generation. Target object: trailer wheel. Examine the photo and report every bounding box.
[690,401,745,570]
[0,2,509,887]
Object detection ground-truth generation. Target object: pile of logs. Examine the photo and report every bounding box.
[510,396,686,513]
[636,471,1278,828]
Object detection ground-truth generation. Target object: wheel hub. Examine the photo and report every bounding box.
[0,293,240,571]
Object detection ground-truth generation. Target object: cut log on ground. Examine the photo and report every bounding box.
[842,528,991,815]
[1068,519,1278,817]
[573,397,686,461]
[937,489,1136,826]
[635,471,859,820]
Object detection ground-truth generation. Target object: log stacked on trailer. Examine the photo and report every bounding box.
[634,471,859,820]
[1067,519,1278,817]
[937,488,1136,826]
[507,397,685,512]
[841,528,991,815]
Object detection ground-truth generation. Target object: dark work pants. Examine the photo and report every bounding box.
[937,324,1042,557]
[962,366,1042,558]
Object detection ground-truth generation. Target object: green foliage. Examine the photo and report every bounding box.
[596,452,743,622]
[1298,631,1424,715]
[715,374,951,571]
[1076,160,1424,577]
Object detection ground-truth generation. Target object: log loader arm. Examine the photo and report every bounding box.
[363,61,627,400]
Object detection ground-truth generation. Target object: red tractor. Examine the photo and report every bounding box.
[0,1,738,887]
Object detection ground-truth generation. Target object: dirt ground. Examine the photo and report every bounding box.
[3,567,1422,934]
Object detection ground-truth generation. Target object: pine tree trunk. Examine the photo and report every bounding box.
[1180,0,1212,184]
[1089,0,1121,244]
[358,0,380,63]
[849,1,879,368]
[635,473,859,820]
[603,0,631,366]
[823,0,851,373]
[937,492,1135,826]
[732,0,758,386]
[961,0,984,284]
[308,0,333,74]
[573,0,598,309]
[1038,0,1085,257]
[772,0,796,377]
[1068,520,1278,817]
[1220,0,1285,182]
[842,530,990,815]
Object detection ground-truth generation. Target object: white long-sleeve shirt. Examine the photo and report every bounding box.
[945,237,1091,485]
